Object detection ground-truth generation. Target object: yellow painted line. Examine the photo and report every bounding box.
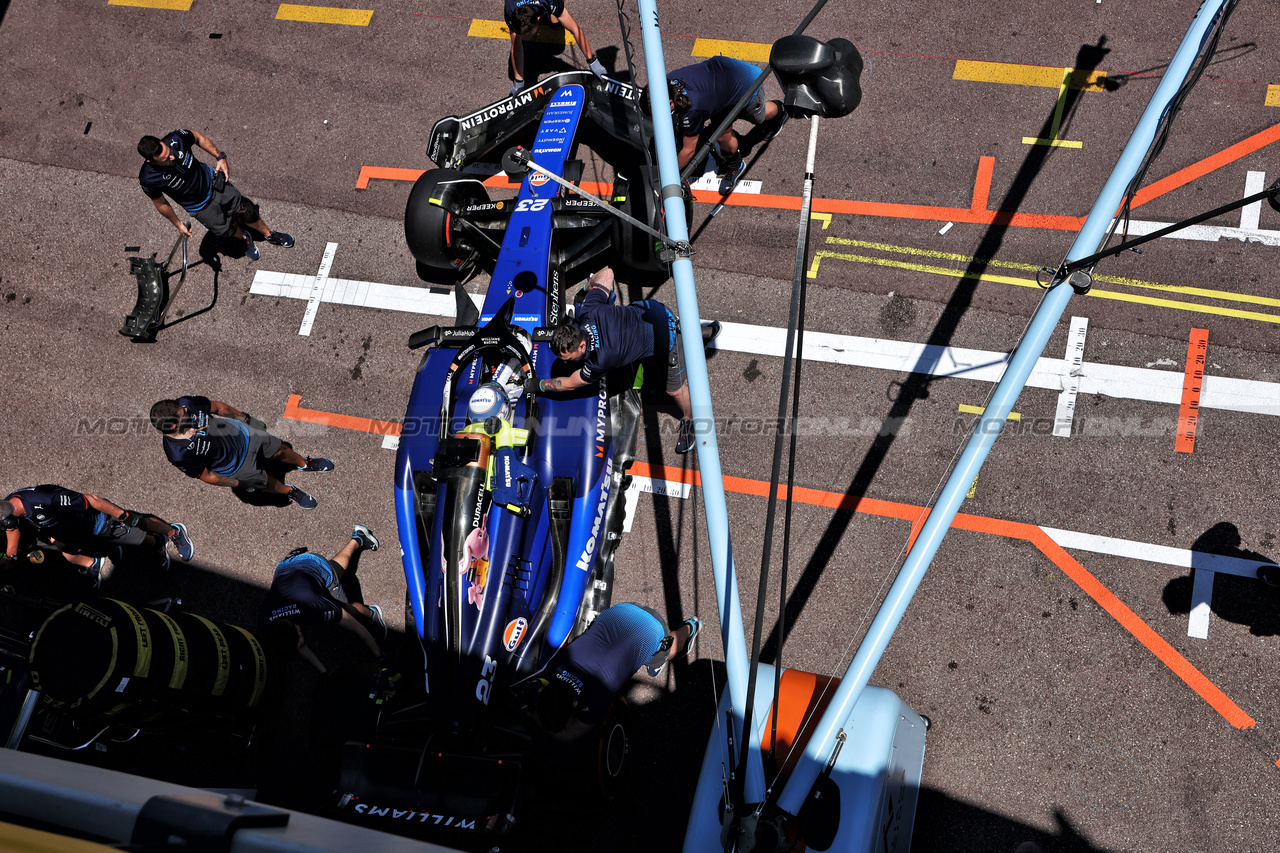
[809,249,1280,325]
[966,475,980,499]
[276,4,372,26]
[1267,84,1280,108]
[1022,137,1084,149]
[109,0,192,8]
[469,17,576,45]
[811,212,831,230]
[953,59,1108,91]
[825,237,1280,309]
[692,38,771,63]
[959,404,1020,421]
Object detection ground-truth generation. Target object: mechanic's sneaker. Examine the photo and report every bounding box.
[717,157,746,195]
[301,456,335,473]
[702,320,722,350]
[168,523,195,561]
[674,419,696,455]
[676,617,703,658]
[265,231,295,248]
[1258,564,1280,588]
[760,104,789,141]
[352,525,380,552]
[87,557,105,589]
[243,231,260,261]
[367,604,388,639]
[288,485,318,510]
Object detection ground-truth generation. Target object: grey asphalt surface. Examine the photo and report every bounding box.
[2,1,1280,851]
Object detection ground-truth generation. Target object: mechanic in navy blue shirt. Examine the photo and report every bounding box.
[532,603,701,741]
[149,395,334,510]
[1,484,195,584]
[538,266,720,454]
[259,526,389,675]
[659,56,786,184]
[138,129,294,262]
[504,0,605,95]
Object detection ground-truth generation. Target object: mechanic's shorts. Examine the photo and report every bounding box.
[194,181,257,236]
[228,425,284,490]
[92,513,148,547]
[639,304,686,394]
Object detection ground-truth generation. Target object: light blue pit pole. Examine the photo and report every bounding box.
[634,0,768,803]
[775,0,1231,817]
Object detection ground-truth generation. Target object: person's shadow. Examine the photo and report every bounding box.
[1162,522,1280,636]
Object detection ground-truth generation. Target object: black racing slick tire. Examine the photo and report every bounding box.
[405,169,489,270]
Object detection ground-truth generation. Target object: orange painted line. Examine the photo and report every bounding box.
[1176,329,1208,453]
[972,156,994,211]
[1029,528,1255,729]
[1130,121,1280,210]
[355,166,427,189]
[286,402,1250,730]
[283,394,401,436]
[1172,327,1203,455]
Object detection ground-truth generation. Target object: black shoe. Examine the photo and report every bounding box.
[301,456,335,473]
[675,419,696,454]
[760,105,789,141]
[702,320,722,350]
[265,231,295,248]
[352,525,380,552]
[717,158,746,195]
[243,231,260,261]
[288,486,318,510]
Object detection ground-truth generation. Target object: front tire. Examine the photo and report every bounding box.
[405,169,489,270]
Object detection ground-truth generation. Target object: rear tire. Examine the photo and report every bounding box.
[405,168,489,270]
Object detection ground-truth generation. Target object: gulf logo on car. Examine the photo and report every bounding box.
[529,171,551,187]
[504,617,529,651]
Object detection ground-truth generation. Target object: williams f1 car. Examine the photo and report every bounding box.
[334,73,663,847]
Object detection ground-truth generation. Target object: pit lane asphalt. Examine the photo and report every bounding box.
[2,1,1280,851]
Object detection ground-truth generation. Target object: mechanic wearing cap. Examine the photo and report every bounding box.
[531,603,701,742]
[259,526,389,675]
[505,0,607,96]
[149,395,334,510]
[661,56,786,189]
[138,129,293,263]
[536,266,720,455]
[1,485,195,584]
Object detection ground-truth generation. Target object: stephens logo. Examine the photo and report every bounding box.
[504,617,529,651]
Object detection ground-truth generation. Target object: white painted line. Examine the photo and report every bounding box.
[298,242,338,336]
[1119,216,1280,246]
[632,474,693,499]
[938,222,954,235]
[1240,171,1266,232]
[689,173,763,194]
[255,272,1280,419]
[1040,526,1269,579]
[1188,568,1213,639]
[252,271,484,317]
[1053,316,1088,437]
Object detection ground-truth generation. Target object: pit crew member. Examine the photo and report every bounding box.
[505,0,606,95]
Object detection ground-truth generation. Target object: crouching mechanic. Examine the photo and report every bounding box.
[259,527,396,696]
[138,129,293,262]
[150,395,333,510]
[658,56,786,190]
[531,266,720,454]
[530,603,701,742]
[1,484,195,585]
[505,0,606,95]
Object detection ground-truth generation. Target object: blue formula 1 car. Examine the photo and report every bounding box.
[334,74,667,848]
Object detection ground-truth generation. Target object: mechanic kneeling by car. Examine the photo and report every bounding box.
[531,266,722,455]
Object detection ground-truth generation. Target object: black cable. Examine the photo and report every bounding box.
[1102,0,1239,262]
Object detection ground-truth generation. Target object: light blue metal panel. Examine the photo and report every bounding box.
[683,667,925,852]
